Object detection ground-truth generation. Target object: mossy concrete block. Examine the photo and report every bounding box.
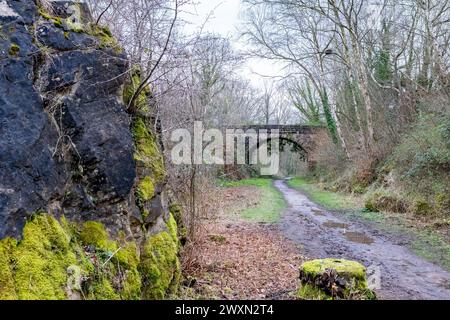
[298,259,376,300]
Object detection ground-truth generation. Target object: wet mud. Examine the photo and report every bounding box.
[275,180,450,300]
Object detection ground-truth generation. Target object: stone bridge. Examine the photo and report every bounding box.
[225,125,330,164]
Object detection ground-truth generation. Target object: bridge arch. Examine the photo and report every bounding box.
[225,124,330,166]
[252,136,309,161]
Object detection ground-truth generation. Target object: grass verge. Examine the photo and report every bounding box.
[218,179,286,223]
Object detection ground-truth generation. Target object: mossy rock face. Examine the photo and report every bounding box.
[124,68,151,112]
[137,176,155,202]
[8,43,20,56]
[0,215,79,300]
[169,203,183,222]
[132,117,165,182]
[79,221,111,249]
[298,259,376,300]
[38,2,121,52]
[139,214,180,299]
[0,238,18,299]
[0,213,180,300]
[1,1,180,301]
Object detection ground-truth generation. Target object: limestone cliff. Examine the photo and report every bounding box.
[0,0,180,300]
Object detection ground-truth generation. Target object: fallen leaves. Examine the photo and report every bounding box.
[180,186,305,300]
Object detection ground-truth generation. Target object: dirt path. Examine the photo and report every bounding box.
[275,180,450,300]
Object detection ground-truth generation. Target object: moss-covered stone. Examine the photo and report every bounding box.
[125,69,166,221]
[124,69,151,112]
[38,4,121,52]
[86,277,120,300]
[0,214,179,300]
[298,259,375,300]
[64,3,84,32]
[38,6,67,29]
[78,222,145,300]
[132,117,166,182]
[90,24,121,51]
[167,213,179,245]
[137,176,155,202]
[115,242,142,300]
[169,203,183,224]
[0,238,18,299]
[169,204,187,242]
[8,43,19,56]
[139,230,180,299]
[301,259,367,280]
[298,283,332,300]
[79,221,113,250]
[12,215,78,300]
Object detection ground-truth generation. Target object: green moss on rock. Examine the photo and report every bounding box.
[38,4,121,52]
[78,223,145,300]
[79,221,113,250]
[298,283,332,300]
[124,69,151,112]
[8,43,20,56]
[87,277,120,300]
[38,7,65,29]
[90,24,121,51]
[115,242,142,300]
[132,117,166,182]
[0,238,18,299]
[169,203,183,224]
[167,213,179,245]
[0,214,180,300]
[64,3,84,32]
[12,215,78,300]
[301,259,366,280]
[139,230,180,299]
[137,176,155,202]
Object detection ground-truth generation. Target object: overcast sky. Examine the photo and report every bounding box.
[181,0,283,88]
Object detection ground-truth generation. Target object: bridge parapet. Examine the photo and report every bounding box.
[222,124,330,164]
[225,125,327,135]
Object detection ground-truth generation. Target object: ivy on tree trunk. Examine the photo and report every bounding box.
[320,89,339,144]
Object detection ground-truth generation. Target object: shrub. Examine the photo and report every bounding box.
[384,114,450,215]
[389,115,450,180]
[410,198,433,216]
[364,188,407,213]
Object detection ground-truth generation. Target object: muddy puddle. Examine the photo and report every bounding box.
[275,180,450,300]
[323,221,349,229]
[312,209,326,216]
[344,231,374,245]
